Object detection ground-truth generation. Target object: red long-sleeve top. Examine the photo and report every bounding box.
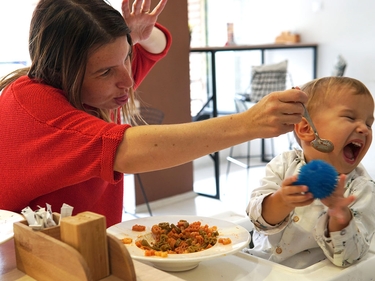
[0,23,171,227]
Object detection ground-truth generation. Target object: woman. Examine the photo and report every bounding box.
[0,0,307,227]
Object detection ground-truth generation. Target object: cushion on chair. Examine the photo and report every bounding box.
[249,60,288,103]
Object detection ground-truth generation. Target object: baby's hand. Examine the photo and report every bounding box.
[279,175,314,208]
[321,174,355,225]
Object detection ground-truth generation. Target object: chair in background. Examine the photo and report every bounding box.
[132,107,165,216]
[132,106,165,126]
[226,60,291,176]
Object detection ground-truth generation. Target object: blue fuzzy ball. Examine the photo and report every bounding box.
[294,160,338,199]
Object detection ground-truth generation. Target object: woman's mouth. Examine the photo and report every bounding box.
[114,94,129,106]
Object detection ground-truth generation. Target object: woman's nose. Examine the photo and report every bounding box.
[116,67,133,88]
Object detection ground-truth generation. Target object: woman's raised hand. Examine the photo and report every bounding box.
[121,0,168,44]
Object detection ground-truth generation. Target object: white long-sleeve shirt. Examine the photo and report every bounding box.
[246,150,375,268]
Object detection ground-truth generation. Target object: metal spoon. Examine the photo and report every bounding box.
[302,104,334,153]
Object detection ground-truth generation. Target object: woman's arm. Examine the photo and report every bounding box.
[114,88,308,174]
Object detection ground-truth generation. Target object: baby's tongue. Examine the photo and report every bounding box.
[344,145,354,159]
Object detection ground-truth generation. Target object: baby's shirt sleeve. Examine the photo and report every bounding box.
[247,152,302,234]
[314,175,375,267]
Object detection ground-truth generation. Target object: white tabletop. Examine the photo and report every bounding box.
[3,209,374,281]
[165,249,375,281]
[132,211,375,281]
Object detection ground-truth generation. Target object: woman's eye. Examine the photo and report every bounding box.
[101,69,111,76]
[124,56,131,65]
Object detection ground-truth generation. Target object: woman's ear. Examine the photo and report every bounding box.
[295,118,315,142]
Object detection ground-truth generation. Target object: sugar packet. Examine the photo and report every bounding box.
[21,203,73,230]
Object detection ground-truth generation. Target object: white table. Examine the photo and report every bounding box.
[134,211,375,280]
[4,210,374,281]
[166,249,375,281]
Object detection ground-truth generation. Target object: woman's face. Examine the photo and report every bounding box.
[81,36,133,110]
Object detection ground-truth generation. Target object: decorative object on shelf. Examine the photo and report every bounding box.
[225,23,235,46]
[275,31,300,44]
[332,54,347,77]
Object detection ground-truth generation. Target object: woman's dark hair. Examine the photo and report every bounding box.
[0,0,136,122]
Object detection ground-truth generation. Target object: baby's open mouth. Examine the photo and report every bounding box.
[343,141,362,161]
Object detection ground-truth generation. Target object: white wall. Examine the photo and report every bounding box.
[0,1,35,76]
[205,0,375,93]
[0,0,123,77]
[2,0,375,90]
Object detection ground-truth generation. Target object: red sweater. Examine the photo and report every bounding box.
[0,23,171,227]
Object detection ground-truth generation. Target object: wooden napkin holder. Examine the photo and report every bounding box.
[13,211,136,281]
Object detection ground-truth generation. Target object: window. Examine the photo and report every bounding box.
[0,1,37,79]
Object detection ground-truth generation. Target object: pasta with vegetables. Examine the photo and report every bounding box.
[135,219,226,257]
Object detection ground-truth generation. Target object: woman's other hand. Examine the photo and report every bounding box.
[122,0,168,50]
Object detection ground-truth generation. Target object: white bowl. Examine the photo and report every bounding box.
[107,215,251,272]
[0,210,25,244]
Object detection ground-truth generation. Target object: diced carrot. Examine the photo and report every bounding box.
[145,250,155,256]
[218,238,232,245]
[155,251,168,258]
[121,237,132,244]
[132,224,146,231]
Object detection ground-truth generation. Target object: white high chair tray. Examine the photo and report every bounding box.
[170,239,375,281]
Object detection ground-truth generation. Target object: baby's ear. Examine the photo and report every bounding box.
[295,118,315,142]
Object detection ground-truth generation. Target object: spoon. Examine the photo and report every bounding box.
[302,104,334,153]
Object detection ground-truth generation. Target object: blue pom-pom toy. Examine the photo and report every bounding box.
[294,160,338,199]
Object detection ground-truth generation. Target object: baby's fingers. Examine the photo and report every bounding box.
[283,175,309,194]
[334,174,347,195]
[280,175,313,206]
